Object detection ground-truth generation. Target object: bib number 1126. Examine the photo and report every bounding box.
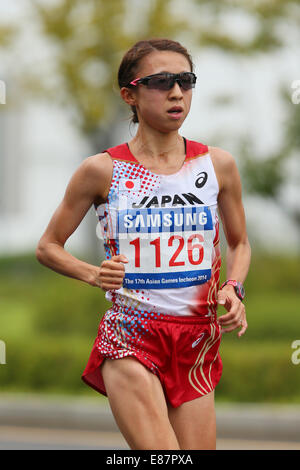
[129,234,204,268]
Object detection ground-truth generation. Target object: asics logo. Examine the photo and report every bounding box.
[192,333,205,348]
[195,172,208,189]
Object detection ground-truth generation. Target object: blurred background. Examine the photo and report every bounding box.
[0,0,300,449]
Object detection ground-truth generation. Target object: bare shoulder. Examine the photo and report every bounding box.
[81,151,113,178]
[208,146,236,171]
[67,151,113,205]
[208,146,240,192]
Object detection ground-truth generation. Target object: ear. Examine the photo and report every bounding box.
[120,87,137,107]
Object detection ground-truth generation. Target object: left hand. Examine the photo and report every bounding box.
[217,286,248,337]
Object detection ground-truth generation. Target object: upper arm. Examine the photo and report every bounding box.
[209,146,248,247]
[37,153,113,248]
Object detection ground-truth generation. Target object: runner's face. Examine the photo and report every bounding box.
[131,51,193,132]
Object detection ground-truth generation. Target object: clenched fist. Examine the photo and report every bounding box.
[97,254,128,291]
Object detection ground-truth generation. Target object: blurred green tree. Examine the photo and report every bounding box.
[192,0,298,53]
[27,0,188,150]
[239,89,300,242]
[0,24,16,47]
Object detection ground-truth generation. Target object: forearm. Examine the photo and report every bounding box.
[225,238,251,283]
[36,242,99,287]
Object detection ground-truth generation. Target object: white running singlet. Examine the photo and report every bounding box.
[95,138,221,317]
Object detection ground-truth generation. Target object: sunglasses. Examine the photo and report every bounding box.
[128,72,197,91]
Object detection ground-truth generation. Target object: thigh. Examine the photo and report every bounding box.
[167,391,216,450]
[101,357,180,450]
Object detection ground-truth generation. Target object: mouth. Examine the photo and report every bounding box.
[167,106,184,119]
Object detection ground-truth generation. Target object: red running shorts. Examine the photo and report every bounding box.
[81,306,223,408]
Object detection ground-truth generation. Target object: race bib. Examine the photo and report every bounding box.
[118,205,214,289]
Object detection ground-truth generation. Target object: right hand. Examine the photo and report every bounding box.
[97,254,128,291]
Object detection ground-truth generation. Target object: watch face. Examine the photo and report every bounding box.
[235,283,245,300]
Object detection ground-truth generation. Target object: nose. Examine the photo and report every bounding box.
[169,81,183,98]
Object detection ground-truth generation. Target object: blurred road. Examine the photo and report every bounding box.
[0,394,300,450]
[0,425,127,450]
[1,425,300,450]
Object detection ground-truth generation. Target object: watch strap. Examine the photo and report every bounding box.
[220,279,245,301]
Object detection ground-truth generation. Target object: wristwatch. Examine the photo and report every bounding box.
[220,279,245,301]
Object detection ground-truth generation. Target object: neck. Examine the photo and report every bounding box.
[130,126,185,165]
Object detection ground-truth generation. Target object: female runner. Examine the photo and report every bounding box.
[36,38,251,450]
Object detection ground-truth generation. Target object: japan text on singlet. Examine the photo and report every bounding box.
[96,138,221,318]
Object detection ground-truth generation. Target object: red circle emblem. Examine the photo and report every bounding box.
[125,180,134,189]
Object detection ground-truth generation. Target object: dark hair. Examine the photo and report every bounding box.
[118,38,194,124]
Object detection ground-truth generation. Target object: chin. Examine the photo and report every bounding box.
[159,117,186,133]
[157,123,183,134]
[165,118,187,132]
[142,113,187,133]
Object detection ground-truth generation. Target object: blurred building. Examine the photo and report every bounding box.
[0,95,94,256]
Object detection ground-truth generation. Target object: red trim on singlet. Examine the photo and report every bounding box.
[104,139,209,163]
[105,143,138,164]
[185,139,209,160]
